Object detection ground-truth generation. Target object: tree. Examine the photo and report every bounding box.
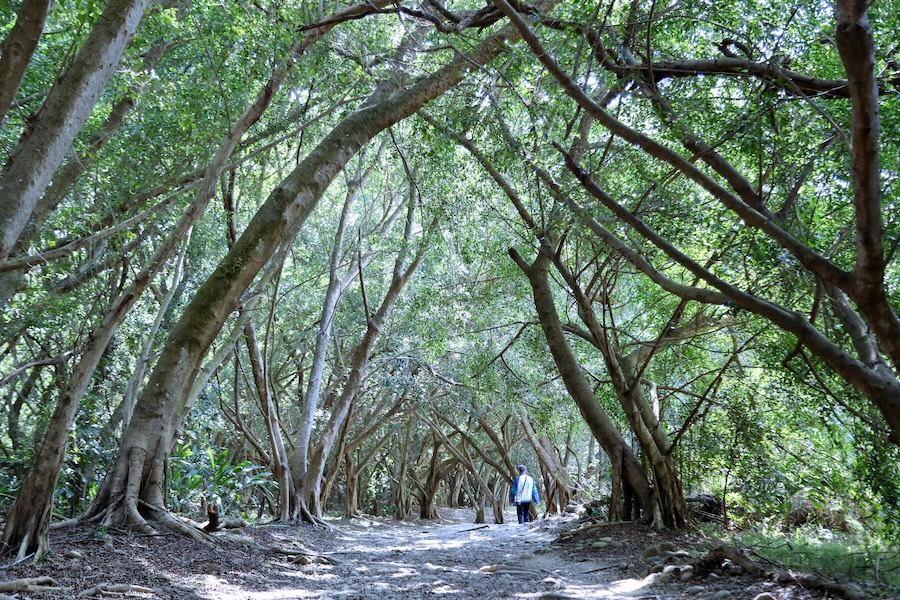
[491,0,900,445]
[80,6,551,533]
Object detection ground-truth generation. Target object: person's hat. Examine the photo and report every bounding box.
[518,465,526,472]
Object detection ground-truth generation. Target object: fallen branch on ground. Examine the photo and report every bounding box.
[77,583,157,597]
[478,564,548,575]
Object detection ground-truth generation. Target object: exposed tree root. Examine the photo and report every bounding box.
[142,502,215,545]
[696,545,766,576]
[293,501,332,528]
[76,583,157,597]
[270,544,337,565]
[696,545,867,600]
[0,576,64,594]
[49,517,82,530]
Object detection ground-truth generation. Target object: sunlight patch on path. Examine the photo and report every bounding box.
[201,512,652,599]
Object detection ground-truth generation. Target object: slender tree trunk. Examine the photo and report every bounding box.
[343,452,359,518]
[393,418,413,520]
[244,321,292,521]
[0,0,52,128]
[322,403,353,512]
[489,478,506,524]
[297,205,434,521]
[123,228,190,428]
[467,478,485,524]
[292,174,366,498]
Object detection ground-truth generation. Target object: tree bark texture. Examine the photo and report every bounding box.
[0,0,150,264]
[0,0,52,127]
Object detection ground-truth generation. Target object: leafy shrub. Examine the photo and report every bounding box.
[168,443,275,519]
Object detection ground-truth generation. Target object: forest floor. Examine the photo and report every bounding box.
[0,507,880,599]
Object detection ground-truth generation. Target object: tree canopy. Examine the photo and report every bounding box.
[1,0,898,560]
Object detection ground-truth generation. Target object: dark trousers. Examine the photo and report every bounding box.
[516,502,532,524]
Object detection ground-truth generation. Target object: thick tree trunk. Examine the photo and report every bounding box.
[0,223,199,558]
[417,437,450,521]
[343,453,359,518]
[0,0,150,264]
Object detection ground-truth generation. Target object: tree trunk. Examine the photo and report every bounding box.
[489,478,506,524]
[292,170,367,498]
[0,0,150,264]
[393,418,414,520]
[419,441,446,521]
[0,0,53,127]
[244,321,292,521]
[618,353,688,529]
[322,403,353,513]
[509,249,655,521]
[548,244,690,529]
[343,452,359,518]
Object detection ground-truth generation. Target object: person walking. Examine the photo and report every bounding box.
[510,465,540,524]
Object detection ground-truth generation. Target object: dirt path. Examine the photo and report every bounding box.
[251,509,639,599]
[3,508,847,599]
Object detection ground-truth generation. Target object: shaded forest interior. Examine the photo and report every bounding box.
[0,0,898,593]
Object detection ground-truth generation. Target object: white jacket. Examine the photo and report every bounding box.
[513,474,535,504]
